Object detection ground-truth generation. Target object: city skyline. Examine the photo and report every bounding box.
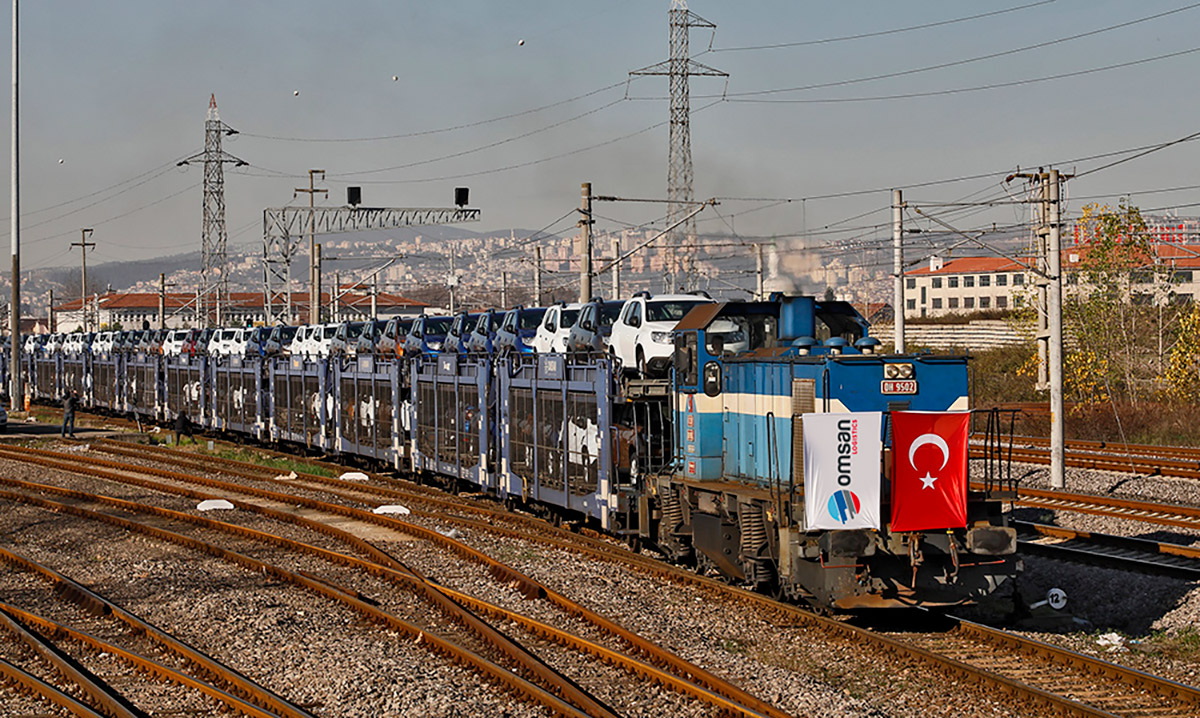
[3,1,1200,284]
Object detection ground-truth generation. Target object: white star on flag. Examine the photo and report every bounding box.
[919,473,937,490]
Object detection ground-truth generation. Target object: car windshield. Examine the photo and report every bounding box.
[518,309,546,330]
[600,302,624,327]
[424,317,453,335]
[560,309,580,328]
[323,326,337,339]
[347,323,366,339]
[646,300,707,323]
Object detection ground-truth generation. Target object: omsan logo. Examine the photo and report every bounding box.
[826,489,861,524]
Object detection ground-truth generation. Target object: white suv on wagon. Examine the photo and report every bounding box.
[609,292,749,377]
[532,302,583,354]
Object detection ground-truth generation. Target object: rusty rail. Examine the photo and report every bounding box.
[0,606,146,718]
[0,448,794,718]
[0,656,109,718]
[0,603,284,718]
[70,439,1200,717]
[0,545,313,718]
[70,440,792,718]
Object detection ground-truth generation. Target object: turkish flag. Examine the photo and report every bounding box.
[890,411,969,532]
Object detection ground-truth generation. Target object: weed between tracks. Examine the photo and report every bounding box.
[1145,626,1200,659]
[140,437,336,478]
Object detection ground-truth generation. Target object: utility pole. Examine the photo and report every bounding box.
[47,288,53,332]
[892,190,905,353]
[71,228,94,332]
[755,243,764,300]
[500,271,508,309]
[1047,168,1065,490]
[370,275,378,321]
[448,250,457,314]
[332,269,340,322]
[1032,175,1050,390]
[533,246,543,305]
[295,169,327,324]
[9,0,19,410]
[579,182,593,302]
[158,274,166,329]
[611,236,621,299]
[1009,168,1069,488]
[313,243,323,323]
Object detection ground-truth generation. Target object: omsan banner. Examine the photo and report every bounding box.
[803,412,883,531]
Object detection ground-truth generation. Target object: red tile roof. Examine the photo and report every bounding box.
[906,256,1027,276]
[53,290,429,313]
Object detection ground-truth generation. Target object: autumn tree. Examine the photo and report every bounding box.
[1067,201,1179,405]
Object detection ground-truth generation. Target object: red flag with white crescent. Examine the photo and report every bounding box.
[890,411,969,532]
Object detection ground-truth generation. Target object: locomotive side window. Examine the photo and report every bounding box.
[674,331,698,387]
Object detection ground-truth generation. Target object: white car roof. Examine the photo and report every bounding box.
[639,294,715,303]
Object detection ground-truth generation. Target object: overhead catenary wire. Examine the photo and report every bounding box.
[715,3,1200,99]
[239,80,632,143]
[709,1,1056,53]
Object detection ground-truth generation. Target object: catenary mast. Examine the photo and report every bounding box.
[631,1,725,291]
[180,96,245,325]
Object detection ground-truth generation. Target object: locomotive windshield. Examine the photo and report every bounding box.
[647,300,706,322]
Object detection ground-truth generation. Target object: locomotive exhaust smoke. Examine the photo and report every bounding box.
[766,237,826,295]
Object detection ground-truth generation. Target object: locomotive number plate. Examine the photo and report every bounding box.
[881,379,917,394]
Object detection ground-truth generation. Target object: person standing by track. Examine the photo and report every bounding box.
[61,390,78,439]
[174,411,193,446]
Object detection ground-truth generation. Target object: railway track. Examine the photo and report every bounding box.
[0,546,317,718]
[0,442,793,718]
[1001,484,1200,533]
[1013,520,1200,580]
[970,435,1200,479]
[25,437,1200,717]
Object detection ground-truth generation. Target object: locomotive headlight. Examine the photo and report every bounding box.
[651,331,672,344]
[898,363,914,379]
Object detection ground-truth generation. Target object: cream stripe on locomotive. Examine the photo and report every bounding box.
[679,393,970,417]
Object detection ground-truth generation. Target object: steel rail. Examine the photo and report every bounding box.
[94,438,681,577]
[0,546,315,718]
[1004,485,1200,532]
[0,469,776,718]
[0,603,285,718]
[0,488,596,718]
[981,433,1200,462]
[7,442,791,718]
[0,606,146,718]
[1013,520,1200,580]
[0,655,109,718]
[77,440,1200,717]
[969,444,1200,479]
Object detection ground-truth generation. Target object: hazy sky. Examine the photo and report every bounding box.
[5,0,1200,273]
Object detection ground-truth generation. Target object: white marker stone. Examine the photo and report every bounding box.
[373,505,411,516]
[197,499,235,512]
